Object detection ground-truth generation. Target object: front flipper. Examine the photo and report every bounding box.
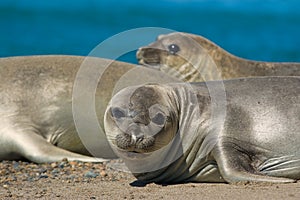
[212,142,296,183]
[2,129,108,163]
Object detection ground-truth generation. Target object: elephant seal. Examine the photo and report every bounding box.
[137,32,300,81]
[0,55,177,163]
[104,76,300,183]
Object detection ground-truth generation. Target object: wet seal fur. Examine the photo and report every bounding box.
[0,55,177,163]
[137,32,300,81]
[105,77,300,184]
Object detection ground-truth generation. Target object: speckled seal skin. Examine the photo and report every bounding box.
[0,55,177,163]
[104,77,300,184]
[137,32,300,81]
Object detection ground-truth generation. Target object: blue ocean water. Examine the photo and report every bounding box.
[0,0,300,63]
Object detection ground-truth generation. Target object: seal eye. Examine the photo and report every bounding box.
[167,44,180,55]
[111,107,125,119]
[151,113,166,125]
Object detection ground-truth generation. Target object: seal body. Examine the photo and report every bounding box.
[104,77,300,183]
[0,55,177,163]
[137,32,300,81]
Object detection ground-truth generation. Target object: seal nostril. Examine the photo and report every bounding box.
[136,135,144,143]
[128,110,138,118]
[130,134,145,147]
[130,134,136,145]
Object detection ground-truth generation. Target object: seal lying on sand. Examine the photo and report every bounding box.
[137,32,300,81]
[104,77,300,183]
[0,55,177,163]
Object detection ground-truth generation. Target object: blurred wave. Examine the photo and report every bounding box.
[0,0,299,63]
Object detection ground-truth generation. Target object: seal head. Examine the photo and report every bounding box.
[136,32,218,82]
[137,32,300,81]
[104,82,215,182]
[105,84,178,155]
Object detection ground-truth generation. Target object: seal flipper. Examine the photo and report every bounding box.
[258,156,300,179]
[2,129,108,163]
[212,143,296,183]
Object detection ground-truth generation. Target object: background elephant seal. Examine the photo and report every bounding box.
[0,55,177,163]
[104,76,300,183]
[137,32,300,82]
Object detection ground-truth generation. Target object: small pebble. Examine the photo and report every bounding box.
[59,162,65,168]
[100,170,107,177]
[50,163,58,168]
[84,171,98,178]
[51,169,59,174]
[39,173,49,179]
[13,162,19,169]
[69,161,78,166]
[39,168,47,173]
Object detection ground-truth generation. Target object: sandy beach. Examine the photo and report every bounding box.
[0,160,299,200]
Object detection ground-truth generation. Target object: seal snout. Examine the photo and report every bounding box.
[109,86,171,153]
[136,47,162,68]
[115,123,155,153]
[115,125,156,152]
[126,124,144,144]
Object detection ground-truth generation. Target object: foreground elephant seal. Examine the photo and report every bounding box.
[104,77,300,183]
[0,55,177,163]
[137,32,300,81]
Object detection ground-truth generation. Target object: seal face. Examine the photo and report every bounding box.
[137,32,300,81]
[105,77,300,184]
[105,85,178,154]
[137,33,205,82]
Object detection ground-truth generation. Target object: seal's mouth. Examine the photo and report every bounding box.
[136,48,163,70]
[115,132,156,153]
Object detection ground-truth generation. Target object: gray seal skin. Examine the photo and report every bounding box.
[0,55,177,163]
[104,77,300,184]
[137,32,300,82]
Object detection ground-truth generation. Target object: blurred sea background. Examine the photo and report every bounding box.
[0,0,300,63]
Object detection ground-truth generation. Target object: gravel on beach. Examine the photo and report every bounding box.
[0,159,134,199]
[0,159,300,200]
